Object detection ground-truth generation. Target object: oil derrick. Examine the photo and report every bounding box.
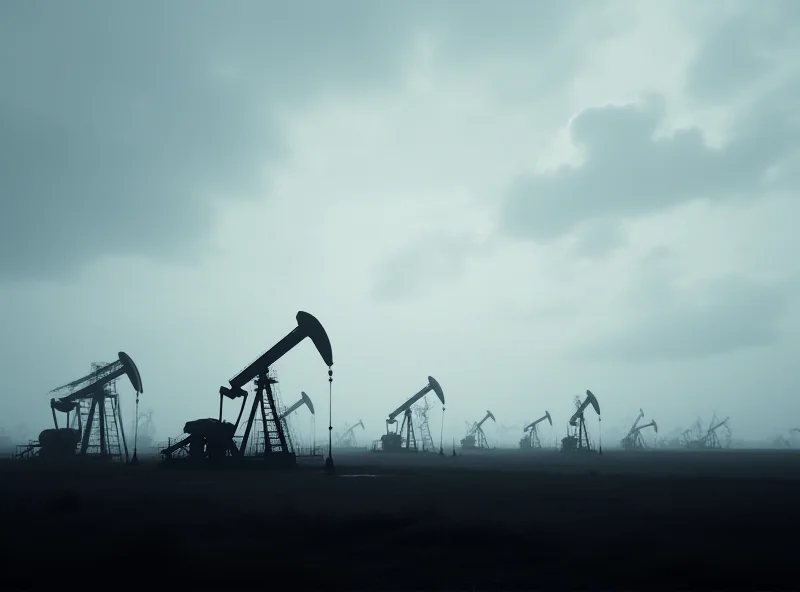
[684,414,731,449]
[520,411,552,449]
[18,352,143,463]
[561,390,601,453]
[279,390,317,456]
[620,408,658,449]
[160,311,333,468]
[461,410,495,450]
[247,370,293,456]
[336,420,364,448]
[414,397,437,452]
[380,376,445,452]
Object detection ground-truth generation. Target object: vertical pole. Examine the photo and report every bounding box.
[325,368,335,472]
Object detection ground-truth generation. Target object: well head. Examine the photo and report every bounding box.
[586,389,600,415]
[428,376,445,405]
[301,391,315,415]
[296,311,334,368]
[118,352,143,393]
[545,410,552,426]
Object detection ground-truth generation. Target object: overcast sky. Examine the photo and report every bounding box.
[2,0,799,449]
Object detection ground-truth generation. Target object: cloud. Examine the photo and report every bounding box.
[570,218,629,259]
[583,272,797,362]
[499,0,800,246]
[0,1,587,283]
[499,90,797,243]
[0,1,429,281]
[371,233,493,303]
[686,1,800,103]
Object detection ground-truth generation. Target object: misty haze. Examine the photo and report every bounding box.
[1,1,799,589]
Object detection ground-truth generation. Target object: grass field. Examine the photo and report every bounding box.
[2,449,798,590]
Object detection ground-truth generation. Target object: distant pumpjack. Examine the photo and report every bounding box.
[21,353,143,463]
[684,414,731,450]
[620,408,658,449]
[279,391,315,420]
[561,390,600,453]
[337,419,365,448]
[380,376,445,453]
[520,411,552,449]
[273,390,316,455]
[160,311,333,467]
[461,410,496,450]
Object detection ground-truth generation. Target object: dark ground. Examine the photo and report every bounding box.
[1,449,799,590]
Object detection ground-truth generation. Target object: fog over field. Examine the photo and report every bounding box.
[2,1,800,449]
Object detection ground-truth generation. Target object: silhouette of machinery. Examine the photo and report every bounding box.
[160,311,333,467]
[266,390,315,456]
[620,408,658,449]
[380,376,444,452]
[337,419,364,448]
[279,391,315,420]
[684,414,731,449]
[561,390,600,453]
[519,411,552,449]
[461,410,495,450]
[20,352,143,462]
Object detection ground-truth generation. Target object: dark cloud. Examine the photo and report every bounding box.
[500,88,798,242]
[570,218,628,259]
[500,0,800,245]
[0,0,581,282]
[687,1,800,103]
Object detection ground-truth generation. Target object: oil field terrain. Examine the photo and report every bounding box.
[2,448,799,590]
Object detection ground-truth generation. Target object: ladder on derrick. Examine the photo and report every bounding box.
[251,369,292,456]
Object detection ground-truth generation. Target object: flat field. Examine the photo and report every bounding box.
[1,449,799,590]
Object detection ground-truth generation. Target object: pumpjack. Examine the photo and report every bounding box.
[684,414,731,449]
[160,311,333,467]
[380,376,445,452]
[520,411,552,449]
[561,390,600,453]
[461,410,495,450]
[336,420,365,448]
[279,391,315,420]
[19,352,143,463]
[620,408,658,449]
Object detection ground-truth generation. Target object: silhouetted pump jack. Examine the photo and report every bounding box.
[620,408,658,449]
[160,311,333,468]
[35,352,143,463]
[520,411,552,449]
[461,410,496,450]
[380,376,445,452]
[561,390,601,453]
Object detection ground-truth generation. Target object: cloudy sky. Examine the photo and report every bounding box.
[2,0,799,449]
